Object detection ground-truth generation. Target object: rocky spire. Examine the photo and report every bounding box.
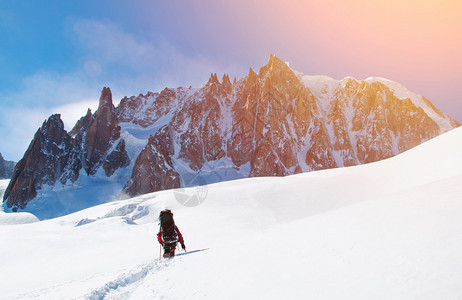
[69,108,92,136]
[222,74,231,86]
[3,87,131,213]
[259,54,295,79]
[99,87,113,108]
[4,55,460,217]
[247,67,257,85]
[3,114,80,210]
[82,87,121,175]
[206,73,220,86]
[222,73,232,93]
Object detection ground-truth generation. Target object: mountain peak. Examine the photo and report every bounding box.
[268,53,281,63]
[247,67,257,83]
[259,54,293,79]
[222,74,232,90]
[43,114,65,131]
[206,73,220,86]
[4,55,460,218]
[222,73,231,84]
[268,54,289,69]
[69,108,93,136]
[98,87,113,109]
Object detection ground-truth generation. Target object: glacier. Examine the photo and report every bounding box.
[0,126,461,299]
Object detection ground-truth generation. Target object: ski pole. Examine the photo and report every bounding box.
[159,244,162,260]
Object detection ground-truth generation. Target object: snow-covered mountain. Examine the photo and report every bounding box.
[3,55,459,218]
[1,125,461,299]
[0,152,15,179]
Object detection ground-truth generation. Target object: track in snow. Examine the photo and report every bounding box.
[95,249,210,299]
[176,248,210,257]
[81,259,170,300]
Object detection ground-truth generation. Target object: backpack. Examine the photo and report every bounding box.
[159,210,178,243]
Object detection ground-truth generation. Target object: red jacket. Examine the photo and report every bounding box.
[158,225,184,246]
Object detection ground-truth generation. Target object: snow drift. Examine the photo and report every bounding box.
[0,127,461,299]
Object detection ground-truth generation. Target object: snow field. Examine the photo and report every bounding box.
[0,127,461,299]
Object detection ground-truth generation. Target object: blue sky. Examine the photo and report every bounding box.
[1,0,461,161]
[0,1,247,161]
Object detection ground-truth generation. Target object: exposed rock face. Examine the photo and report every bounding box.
[4,115,80,210]
[229,55,320,176]
[115,89,179,128]
[317,79,440,165]
[3,88,130,211]
[0,153,16,179]
[103,139,130,177]
[121,55,459,197]
[122,127,179,197]
[69,108,92,136]
[73,87,123,175]
[3,55,460,212]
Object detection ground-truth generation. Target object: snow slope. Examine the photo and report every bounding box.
[0,179,39,224]
[365,77,454,131]
[293,71,456,132]
[1,127,462,299]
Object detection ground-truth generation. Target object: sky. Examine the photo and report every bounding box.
[0,0,461,161]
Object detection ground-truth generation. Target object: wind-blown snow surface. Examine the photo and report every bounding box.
[1,127,462,299]
[0,179,39,224]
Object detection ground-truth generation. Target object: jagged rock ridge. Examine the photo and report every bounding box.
[120,55,459,198]
[3,55,460,215]
[4,88,130,211]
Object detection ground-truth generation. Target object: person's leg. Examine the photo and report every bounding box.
[163,242,177,258]
[163,243,171,257]
[170,242,177,256]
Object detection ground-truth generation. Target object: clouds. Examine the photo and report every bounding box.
[71,18,230,93]
[0,100,97,162]
[0,68,100,159]
[0,18,231,161]
[73,19,153,67]
[3,5,459,162]
[0,69,99,160]
[83,60,102,77]
[5,71,98,106]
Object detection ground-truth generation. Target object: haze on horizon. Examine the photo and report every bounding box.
[0,0,461,161]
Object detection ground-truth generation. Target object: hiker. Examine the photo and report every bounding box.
[157,209,186,258]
